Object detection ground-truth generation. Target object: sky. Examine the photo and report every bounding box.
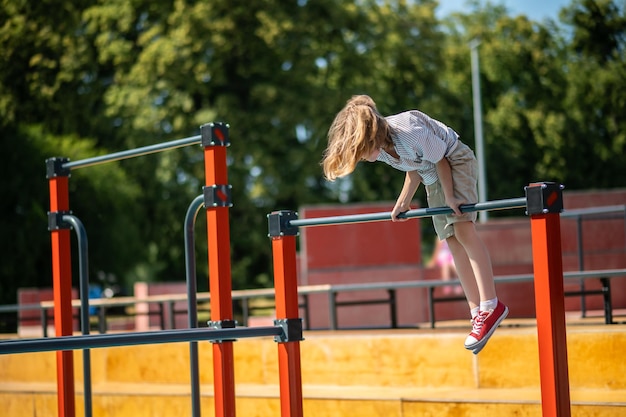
[436,0,573,21]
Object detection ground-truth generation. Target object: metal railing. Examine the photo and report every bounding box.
[63,135,202,170]
[0,325,284,355]
[288,197,528,228]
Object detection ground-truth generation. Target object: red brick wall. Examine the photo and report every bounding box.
[299,202,423,328]
[300,202,422,276]
[17,287,79,336]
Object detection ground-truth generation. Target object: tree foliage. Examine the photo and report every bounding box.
[1,0,624,307]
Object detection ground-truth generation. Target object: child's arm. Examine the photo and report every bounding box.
[391,170,422,222]
[436,158,463,215]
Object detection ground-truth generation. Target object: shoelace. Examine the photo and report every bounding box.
[470,311,489,335]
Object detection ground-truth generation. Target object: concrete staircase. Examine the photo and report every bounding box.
[0,320,625,416]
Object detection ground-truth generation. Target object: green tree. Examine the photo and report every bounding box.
[0,125,144,306]
[0,0,152,303]
[441,5,569,201]
[1,0,625,314]
[79,0,450,288]
[440,0,625,199]
[558,0,626,188]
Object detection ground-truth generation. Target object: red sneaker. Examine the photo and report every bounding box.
[464,301,508,354]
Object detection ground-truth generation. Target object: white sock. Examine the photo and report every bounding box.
[480,297,498,312]
[470,306,480,319]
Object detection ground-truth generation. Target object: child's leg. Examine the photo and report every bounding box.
[446,236,479,309]
[452,221,496,302]
[453,221,508,354]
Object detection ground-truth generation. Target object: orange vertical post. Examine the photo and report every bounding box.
[201,123,236,417]
[46,157,76,417]
[268,211,304,417]
[526,182,571,417]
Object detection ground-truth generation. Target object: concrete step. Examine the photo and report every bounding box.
[0,381,624,417]
[0,322,625,416]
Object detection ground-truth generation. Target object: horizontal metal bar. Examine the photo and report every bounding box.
[289,197,527,228]
[0,326,283,355]
[328,269,626,292]
[0,285,330,314]
[0,303,45,313]
[63,135,202,170]
[335,298,391,307]
[561,205,626,218]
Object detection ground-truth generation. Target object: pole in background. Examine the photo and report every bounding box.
[202,123,236,417]
[46,157,76,417]
[526,182,571,417]
[268,211,304,417]
[470,39,488,222]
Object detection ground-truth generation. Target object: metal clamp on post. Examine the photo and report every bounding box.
[267,210,299,237]
[273,318,304,343]
[204,184,233,207]
[525,182,564,215]
[46,157,71,178]
[48,211,72,231]
[207,319,238,343]
[200,122,230,147]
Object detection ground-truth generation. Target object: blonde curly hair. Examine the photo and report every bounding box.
[322,95,393,181]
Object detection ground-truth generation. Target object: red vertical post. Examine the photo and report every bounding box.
[201,123,236,417]
[46,157,76,417]
[268,211,304,417]
[526,182,571,417]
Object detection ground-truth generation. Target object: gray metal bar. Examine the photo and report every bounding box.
[98,306,106,334]
[388,290,397,328]
[0,326,283,355]
[576,216,584,271]
[301,295,310,330]
[63,215,93,417]
[185,195,205,329]
[329,293,337,330]
[0,302,46,313]
[41,308,48,337]
[167,301,175,330]
[242,298,250,327]
[63,135,202,170]
[561,205,626,218]
[576,216,587,317]
[600,278,613,324]
[289,197,527,228]
[158,302,166,330]
[184,194,204,417]
[428,288,436,329]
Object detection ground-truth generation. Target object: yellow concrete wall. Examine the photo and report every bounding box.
[3,329,625,390]
[1,326,625,417]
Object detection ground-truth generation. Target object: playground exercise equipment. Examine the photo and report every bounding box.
[0,325,285,354]
[267,181,572,417]
[285,197,528,228]
[42,123,290,417]
[0,121,573,417]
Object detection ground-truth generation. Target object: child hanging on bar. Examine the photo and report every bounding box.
[321,94,508,354]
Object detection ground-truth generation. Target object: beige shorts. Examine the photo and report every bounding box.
[425,141,478,240]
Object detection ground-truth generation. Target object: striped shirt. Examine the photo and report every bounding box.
[377,110,459,185]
